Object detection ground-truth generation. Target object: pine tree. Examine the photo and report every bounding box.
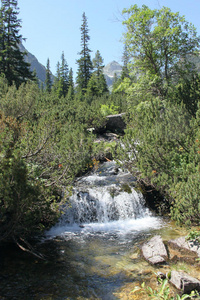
[92,50,108,95]
[76,12,93,93]
[0,0,34,86]
[53,52,69,98]
[53,61,60,88]
[45,58,52,93]
[67,67,74,99]
[59,52,69,97]
[93,50,104,78]
[121,44,130,80]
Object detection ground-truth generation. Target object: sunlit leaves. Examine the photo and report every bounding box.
[122,5,200,99]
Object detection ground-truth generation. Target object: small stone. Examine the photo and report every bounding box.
[170,270,200,293]
[156,272,166,280]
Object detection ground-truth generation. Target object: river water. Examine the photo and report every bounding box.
[0,162,181,300]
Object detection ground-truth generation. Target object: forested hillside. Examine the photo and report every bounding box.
[0,0,200,245]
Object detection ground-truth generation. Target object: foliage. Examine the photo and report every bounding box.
[131,278,199,299]
[0,112,59,241]
[100,104,119,116]
[122,5,200,100]
[92,50,104,78]
[53,52,69,98]
[0,0,34,86]
[0,2,120,244]
[0,79,99,241]
[115,4,200,226]
[76,12,93,93]
[116,96,200,225]
[172,73,200,117]
[86,50,109,97]
[45,58,52,92]
[186,229,200,244]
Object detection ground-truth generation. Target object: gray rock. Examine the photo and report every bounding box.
[142,235,168,265]
[168,236,200,258]
[170,270,200,293]
[106,113,126,133]
[148,255,166,264]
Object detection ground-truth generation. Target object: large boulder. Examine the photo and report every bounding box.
[168,236,200,262]
[141,235,168,265]
[105,113,126,133]
[170,270,200,293]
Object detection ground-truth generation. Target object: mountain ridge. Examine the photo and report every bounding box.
[20,43,122,87]
[19,43,47,83]
[103,61,122,87]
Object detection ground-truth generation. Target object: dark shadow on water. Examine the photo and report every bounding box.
[0,236,135,300]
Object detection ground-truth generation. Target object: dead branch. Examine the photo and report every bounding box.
[13,236,45,260]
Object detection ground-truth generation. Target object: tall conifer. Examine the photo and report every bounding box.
[45,58,52,93]
[76,12,93,93]
[0,0,33,86]
[92,50,108,95]
[53,52,69,98]
[121,44,130,80]
[59,52,69,97]
[67,67,74,99]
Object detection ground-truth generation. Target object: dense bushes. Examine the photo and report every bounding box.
[0,78,106,241]
[114,4,200,226]
[0,71,127,241]
[0,112,58,241]
[116,98,200,225]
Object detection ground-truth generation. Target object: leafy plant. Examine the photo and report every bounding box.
[186,230,200,244]
[131,278,199,299]
[100,104,119,116]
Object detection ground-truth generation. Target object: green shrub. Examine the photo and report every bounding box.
[100,104,119,116]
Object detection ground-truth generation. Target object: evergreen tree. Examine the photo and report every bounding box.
[59,52,69,97]
[0,0,34,86]
[121,44,130,80]
[67,67,74,99]
[93,50,104,78]
[68,68,74,89]
[45,58,52,93]
[93,50,108,93]
[53,53,69,98]
[53,61,60,90]
[76,12,93,93]
[86,73,98,97]
[86,50,108,97]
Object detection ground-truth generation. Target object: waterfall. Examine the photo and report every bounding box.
[64,186,149,224]
[47,162,162,238]
[62,161,150,224]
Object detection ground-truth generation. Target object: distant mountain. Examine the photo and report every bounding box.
[19,44,122,88]
[103,61,122,88]
[19,43,47,83]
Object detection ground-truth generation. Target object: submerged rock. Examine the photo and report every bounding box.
[141,235,168,265]
[170,270,200,293]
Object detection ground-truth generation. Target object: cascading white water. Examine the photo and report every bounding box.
[60,161,150,223]
[64,185,149,224]
[47,162,163,237]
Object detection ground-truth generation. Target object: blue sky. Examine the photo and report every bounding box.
[17,0,200,77]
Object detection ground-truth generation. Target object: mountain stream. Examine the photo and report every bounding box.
[0,161,182,299]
